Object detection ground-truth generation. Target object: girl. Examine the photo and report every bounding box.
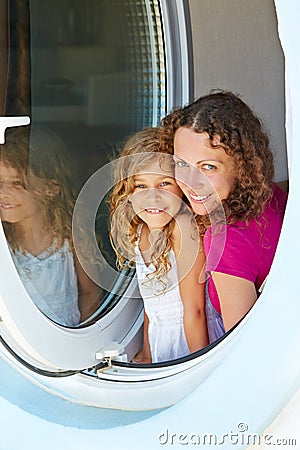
[0,126,101,326]
[110,127,208,363]
[161,90,287,343]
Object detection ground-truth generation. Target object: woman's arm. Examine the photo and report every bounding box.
[74,254,103,322]
[173,214,209,352]
[132,311,152,363]
[211,272,257,331]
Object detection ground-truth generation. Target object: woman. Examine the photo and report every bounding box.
[161,90,287,342]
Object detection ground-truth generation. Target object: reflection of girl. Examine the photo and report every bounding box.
[161,90,287,342]
[110,128,208,363]
[0,126,100,326]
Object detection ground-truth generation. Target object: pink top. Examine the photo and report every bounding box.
[203,183,287,314]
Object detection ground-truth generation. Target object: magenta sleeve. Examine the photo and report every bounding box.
[204,226,259,283]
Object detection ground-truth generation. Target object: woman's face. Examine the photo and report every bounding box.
[174,127,236,215]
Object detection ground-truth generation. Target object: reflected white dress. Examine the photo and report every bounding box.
[9,239,80,327]
[135,233,189,363]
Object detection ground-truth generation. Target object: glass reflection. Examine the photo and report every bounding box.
[1,0,166,326]
[0,126,102,326]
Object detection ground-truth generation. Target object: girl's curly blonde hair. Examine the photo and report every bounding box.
[0,125,76,253]
[109,127,182,281]
[160,90,274,235]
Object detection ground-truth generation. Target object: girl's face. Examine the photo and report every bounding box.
[0,161,44,226]
[131,158,183,230]
[174,128,236,215]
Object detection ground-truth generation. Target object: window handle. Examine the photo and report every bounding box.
[0,116,30,144]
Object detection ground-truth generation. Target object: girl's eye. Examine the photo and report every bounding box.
[160,181,170,187]
[12,180,23,188]
[0,179,22,187]
[135,184,146,189]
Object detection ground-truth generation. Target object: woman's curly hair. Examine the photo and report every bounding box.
[0,125,76,253]
[160,90,274,234]
[109,127,182,282]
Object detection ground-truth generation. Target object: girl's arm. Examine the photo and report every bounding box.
[211,272,257,331]
[74,254,103,322]
[173,214,209,352]
[132,312,152,363]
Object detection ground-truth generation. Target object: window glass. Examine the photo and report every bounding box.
[0,0,166,327]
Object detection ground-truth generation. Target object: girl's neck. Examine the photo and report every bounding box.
[138,224,166,265]
[13,219,55,256]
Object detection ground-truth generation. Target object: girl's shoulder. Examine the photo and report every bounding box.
[172,212,200,260]
[173,211,199,239]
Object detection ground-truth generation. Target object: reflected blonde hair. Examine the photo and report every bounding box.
[0,126,76,253]
[110,127,180,281]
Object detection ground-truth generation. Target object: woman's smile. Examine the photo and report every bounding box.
[188,192,213,203]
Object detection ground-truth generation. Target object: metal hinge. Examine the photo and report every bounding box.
[95,341,125,375]
[95,356,113,375]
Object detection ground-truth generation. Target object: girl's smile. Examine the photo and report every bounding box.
[0,202,20,209]
[144,207,166,214]
[174,128,236,215]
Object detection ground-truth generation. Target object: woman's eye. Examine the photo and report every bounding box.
[202,164,216,171]
[160,181,170,187]
[135,184,146,189]
[175,160,188,168]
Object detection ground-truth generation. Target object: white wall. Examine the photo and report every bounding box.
[189,0,287,182]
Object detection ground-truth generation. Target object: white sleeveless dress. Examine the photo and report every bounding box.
[135,231,189,363]
[9,239,80,327]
